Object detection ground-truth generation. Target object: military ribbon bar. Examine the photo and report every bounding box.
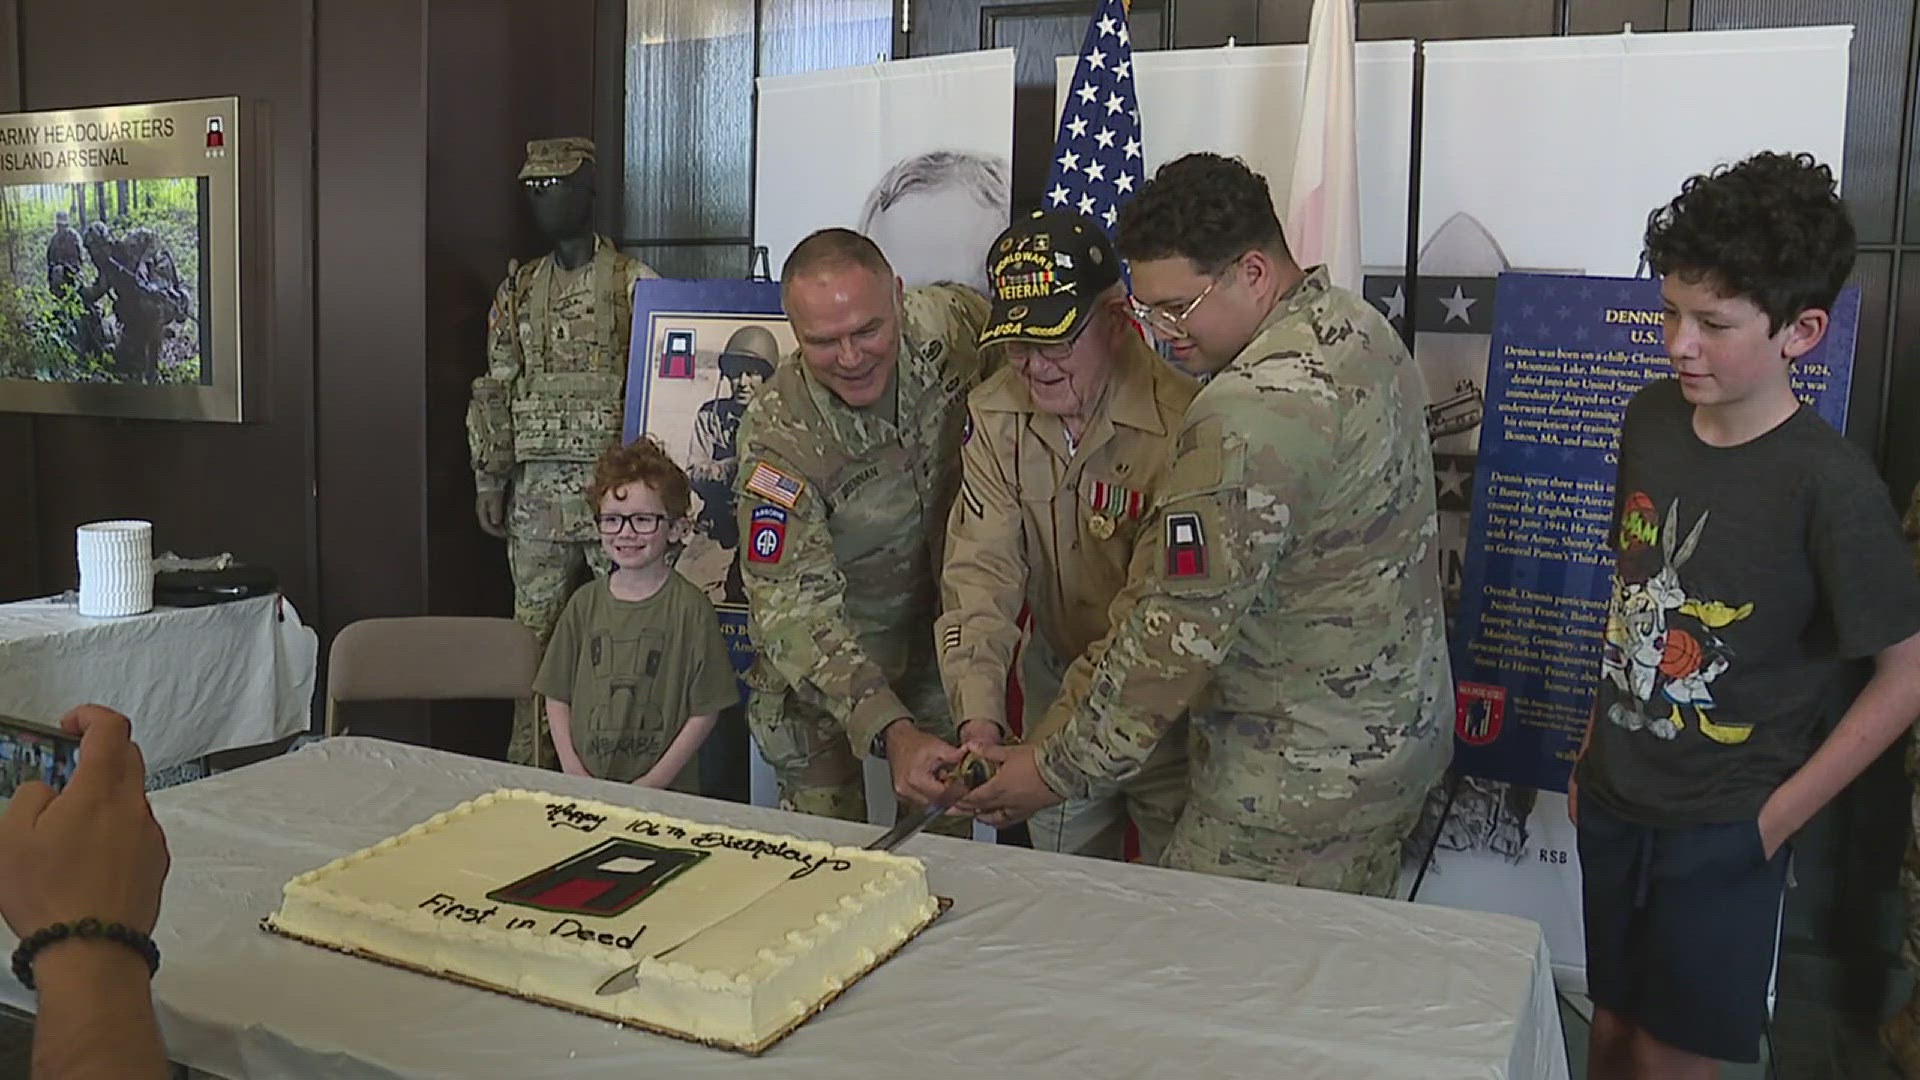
[1089,480,1143,520]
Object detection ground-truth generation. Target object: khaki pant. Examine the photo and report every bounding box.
[1019,639,1189,861]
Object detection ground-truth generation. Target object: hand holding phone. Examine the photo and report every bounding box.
[0,714,81,806]
[0,705,169,940]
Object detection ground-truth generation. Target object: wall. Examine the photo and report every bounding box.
[420,1,602,754]
[3,0,318,616]
[1,0,600,758]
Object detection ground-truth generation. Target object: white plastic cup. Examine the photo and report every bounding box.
[76,520,154,617]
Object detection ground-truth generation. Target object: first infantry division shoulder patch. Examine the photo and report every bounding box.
[1165,511,1207,579]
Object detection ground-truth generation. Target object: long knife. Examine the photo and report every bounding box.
[596,756,992,996]
[864,756,991,852]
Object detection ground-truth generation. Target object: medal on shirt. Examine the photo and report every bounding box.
[1086,480,1143,540]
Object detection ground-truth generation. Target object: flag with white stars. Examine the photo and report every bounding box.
[1044,0,1145,238]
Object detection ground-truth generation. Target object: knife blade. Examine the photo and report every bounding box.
[865,754,993,852]
[597,756,994,996]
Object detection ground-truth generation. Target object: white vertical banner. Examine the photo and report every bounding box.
[1286,0,1364,292]
[1404,26,1851,990]
[755,50,1016,295]
[749,51,1012,829]
[1056,40,1413,273]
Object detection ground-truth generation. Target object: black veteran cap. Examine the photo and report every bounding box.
[978,210,1122,349]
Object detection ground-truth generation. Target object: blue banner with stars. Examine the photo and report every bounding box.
[1449,272,1859,791]
[1044,0,1145,236]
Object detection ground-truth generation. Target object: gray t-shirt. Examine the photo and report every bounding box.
[534,571,738,789]
[1579,378,1920,825]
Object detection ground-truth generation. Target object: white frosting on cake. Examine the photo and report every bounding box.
[266,789,937,1049]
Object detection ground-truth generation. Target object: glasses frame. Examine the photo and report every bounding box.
[1004,315,1094,366]
[1126,253,1246,340]
[595,511,670,536]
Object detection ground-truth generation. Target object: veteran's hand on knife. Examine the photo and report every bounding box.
[882,719,969,808]
[955,743,1063,828]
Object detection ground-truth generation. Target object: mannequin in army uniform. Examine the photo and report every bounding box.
[467,137,658,768]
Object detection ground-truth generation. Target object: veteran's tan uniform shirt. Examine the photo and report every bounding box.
[936,332,1198,736]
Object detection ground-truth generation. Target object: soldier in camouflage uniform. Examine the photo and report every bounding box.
[734,228,991,823]
[939,210,1194,861]
[963,154,1452,896]
[1885,480,1920,1076]
[466,138,657,768]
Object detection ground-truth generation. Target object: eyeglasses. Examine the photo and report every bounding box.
[1004,312,1096,366]
[1126,256,1243,340]
[595,512,669,536]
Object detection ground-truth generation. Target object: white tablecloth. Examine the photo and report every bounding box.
[1,738,1569,1079]
[0,594,318,772]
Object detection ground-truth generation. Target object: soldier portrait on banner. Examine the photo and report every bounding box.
[622,281,795,628]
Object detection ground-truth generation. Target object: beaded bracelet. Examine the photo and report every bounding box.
[10,918,160,991]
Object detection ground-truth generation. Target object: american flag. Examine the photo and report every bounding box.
[743,462,804,509]
[1043,0,1145,239]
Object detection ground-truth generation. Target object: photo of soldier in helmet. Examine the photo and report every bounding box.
[688,325,779,605]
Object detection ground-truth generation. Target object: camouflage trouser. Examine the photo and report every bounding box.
[1020,641,1189,861]
[1884,737,1920,1076]
[746,681,968,837]
[506,534,603,769]
[1161,805,1420,898]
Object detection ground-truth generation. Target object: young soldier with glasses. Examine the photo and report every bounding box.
[962,154,1453,896]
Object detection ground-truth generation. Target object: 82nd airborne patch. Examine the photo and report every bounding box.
[747,505,788,565]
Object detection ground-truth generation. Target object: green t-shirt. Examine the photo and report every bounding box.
[533,571,738,788]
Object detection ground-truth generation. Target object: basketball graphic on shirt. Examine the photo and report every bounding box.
[1619,491,1657,551]
[1658,629,1702,679]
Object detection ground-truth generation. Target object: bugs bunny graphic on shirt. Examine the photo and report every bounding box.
[1602,497,1754,743]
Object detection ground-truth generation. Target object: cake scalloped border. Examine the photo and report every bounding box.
[259,896,951,1055]
[274,788,931,980]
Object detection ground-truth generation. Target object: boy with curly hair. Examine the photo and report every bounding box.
[1571,152,1920,1077]
[533,437,738,791]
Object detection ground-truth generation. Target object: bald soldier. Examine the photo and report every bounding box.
[733,228,993,822]
[936,210,1193,860]
[964,153,1452,896]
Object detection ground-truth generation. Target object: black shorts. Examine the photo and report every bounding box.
[1576,798,1789,1063]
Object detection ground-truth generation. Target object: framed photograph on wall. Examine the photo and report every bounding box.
[623,278,792,674]
[0,96,244,422]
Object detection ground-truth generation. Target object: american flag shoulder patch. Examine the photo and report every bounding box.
[744,461,805,509]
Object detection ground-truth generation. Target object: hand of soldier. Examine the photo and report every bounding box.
[956,743,1064,828]
[0,706,170,940]
[475,489,509,539]
[883,720,968,808]
[957,719,1003,750]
